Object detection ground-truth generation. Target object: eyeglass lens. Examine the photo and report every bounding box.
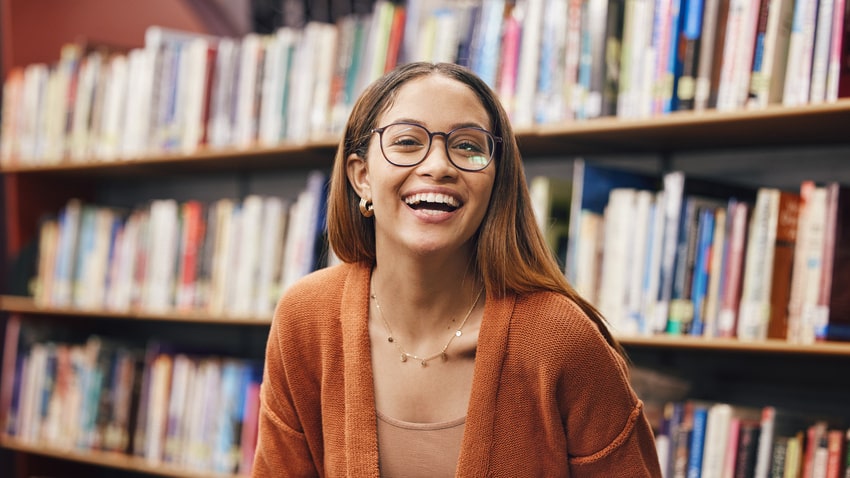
[379,123,494,170]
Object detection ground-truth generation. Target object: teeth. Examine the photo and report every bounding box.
[404,193,459,207]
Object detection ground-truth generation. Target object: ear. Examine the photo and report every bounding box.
[346,153,371,199]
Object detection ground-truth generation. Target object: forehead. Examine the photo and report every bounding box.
[379,74,492,129]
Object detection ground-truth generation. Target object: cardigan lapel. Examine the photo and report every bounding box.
[455,292,516,476]
[340,263,381,477]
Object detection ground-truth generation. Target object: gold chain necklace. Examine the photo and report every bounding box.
[371,287,484,367]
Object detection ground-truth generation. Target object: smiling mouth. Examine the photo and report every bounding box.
[404,192,461,212]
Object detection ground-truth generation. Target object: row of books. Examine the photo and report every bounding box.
[656,401,849,478]
[531,160,849,343]
[0,318,262,474]
[2,0,849,166]
[32,171,329,317]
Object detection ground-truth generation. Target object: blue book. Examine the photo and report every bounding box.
[689,208,716,336]
[686,404,709,478]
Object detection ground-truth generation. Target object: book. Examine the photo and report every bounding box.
[701,402,732,478]
[787,182,828,343]
[674,0,705,111]
[565,160,658,287]
[734,419,762,478]
[656,172,756,336]
[717,200,749,338]
[747,0,795,108]
[738,188,800,341]
[686,403,709,478]
[529,175,573,266]
[814,183,850,341]
[667,196,725,335]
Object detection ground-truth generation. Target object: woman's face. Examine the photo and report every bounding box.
[348,74,497,260]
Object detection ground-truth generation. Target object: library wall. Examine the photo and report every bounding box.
[2,0,215,71]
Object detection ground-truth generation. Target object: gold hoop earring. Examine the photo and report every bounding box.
[359,197,374,217]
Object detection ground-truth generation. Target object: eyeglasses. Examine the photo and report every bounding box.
[371,122,501,172]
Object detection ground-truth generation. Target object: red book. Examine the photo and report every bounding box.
[825,429,845,478]
[767,191,801,339]
[383,5,406,73]
[717,201,749,338]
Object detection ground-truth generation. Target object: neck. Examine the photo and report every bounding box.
[370,256,482,337]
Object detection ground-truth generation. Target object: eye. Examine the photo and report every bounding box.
[383,124,428,151]
[449,130,490,155]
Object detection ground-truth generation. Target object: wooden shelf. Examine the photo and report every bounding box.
[4,294,850,356]
[619,334,850,357]
[0,138,340,177]
[0,295,272,326]
[525,98,850,154]
[0,435,242,478]
[2,100,849,178]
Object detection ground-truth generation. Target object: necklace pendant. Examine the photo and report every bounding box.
[420,360,427,367]
[400,354,407,362]
[440,352,448,362]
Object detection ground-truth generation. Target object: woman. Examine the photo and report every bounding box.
[253,62,661,477]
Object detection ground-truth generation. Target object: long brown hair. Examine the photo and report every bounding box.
[326,62,623,356]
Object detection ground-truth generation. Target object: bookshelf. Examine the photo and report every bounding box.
[0,100,847,478]
[2,0,850,476]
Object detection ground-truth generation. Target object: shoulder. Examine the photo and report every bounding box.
[277,262,363,309]
[509,290,626,373]
[273,262,367,336]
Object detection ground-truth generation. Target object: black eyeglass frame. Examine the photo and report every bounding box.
[370,122,502,172]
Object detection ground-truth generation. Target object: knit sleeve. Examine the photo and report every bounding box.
[251,291,321,477]
[559,309,663,477]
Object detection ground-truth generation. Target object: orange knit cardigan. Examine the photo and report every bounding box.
[253,262,662,477]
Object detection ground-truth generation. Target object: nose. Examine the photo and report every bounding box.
[416,134,457,179]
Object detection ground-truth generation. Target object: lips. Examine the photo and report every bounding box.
[403,192,461,212]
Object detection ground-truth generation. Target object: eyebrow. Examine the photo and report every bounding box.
[388,118,489,131]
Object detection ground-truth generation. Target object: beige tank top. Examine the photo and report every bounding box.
[376,409,466,478]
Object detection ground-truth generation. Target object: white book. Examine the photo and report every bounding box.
[181,38,214,154]
[254,197,288,317]
[208,199,234,316]
[144,199,180,313]
[164,354,193,463]
[20,63,50,163]
[234,33,264,148]
[598,188,637,334]
[69,51,103,161]
[574,210,603,304]
[512,0,544,127]
[626,190,653,334]
[286,25,320,142]
[782,0,820,106]
[716,0,749,111]
[207,37,239,148]
[737,188,779,341]
[808,0,836,103]
[310,22,340,140]
[96,55,129,161]
[259,28,298,146]
[640,191,665,334]
[826,0,847,101]
[231,195,264,316]
[121,48,154,158]
[794,186,827,343]
[700,403,733,478]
